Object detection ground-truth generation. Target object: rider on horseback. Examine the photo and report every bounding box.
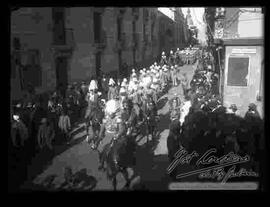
[97,98,127,168]
[85,80,99,143]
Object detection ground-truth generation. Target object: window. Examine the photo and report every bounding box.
[94,12,102,43]
[52,8,65,45]
[23,49,42,87]
[227,56,249,86]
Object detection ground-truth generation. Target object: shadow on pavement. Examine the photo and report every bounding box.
[24,131,88,188]
[133,143,171,191]
[24,168,97,191]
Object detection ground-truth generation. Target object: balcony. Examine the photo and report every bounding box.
[51,28,75,58]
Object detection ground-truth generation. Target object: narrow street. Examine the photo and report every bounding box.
[21,63,197,191]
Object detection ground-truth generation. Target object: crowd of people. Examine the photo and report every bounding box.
[166,48,264,181]
[10,47,195,153]
[10,45,264,188]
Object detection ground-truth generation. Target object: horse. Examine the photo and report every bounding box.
[97,131,137,191]
[86,103,105,149]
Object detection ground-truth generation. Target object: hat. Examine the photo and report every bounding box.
[105,99,120,115]
[119,87,126,94]
[16,103,22,108]
[121,81,127,87]
[13,115,20,121]
[89,80,98,90]
[248,103,257,110]
[108,78,115,86]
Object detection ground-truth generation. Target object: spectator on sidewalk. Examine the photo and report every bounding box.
[58,108,71,144]
[37,118,55,150]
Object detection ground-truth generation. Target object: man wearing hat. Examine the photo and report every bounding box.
[227,104,240,116]
[168,50,176,67]
[160,51,167,67]
[37,118,55,150]
[245,103,261,119]
[101,74,109,99]
[85,80,99,142]
[170,65,178,87]
[108,78,118,100]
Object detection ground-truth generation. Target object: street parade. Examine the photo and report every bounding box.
[9,7,265,192]
[10,46,264,191]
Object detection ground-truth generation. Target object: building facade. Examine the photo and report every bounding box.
[10,7,189,100]
[212,7,264,117]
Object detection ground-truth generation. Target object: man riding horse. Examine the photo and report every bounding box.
[85,80,101,144]
[96,98,138,190]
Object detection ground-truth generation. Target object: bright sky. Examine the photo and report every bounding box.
[181,7,206,44]
[158,7,207,44]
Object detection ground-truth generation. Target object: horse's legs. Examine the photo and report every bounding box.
[121,168,130,190]
[113,175,117,191]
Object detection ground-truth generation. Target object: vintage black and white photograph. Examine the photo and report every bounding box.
[9,6,265,192]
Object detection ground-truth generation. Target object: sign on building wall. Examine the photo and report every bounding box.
[232,48,257,54]
[227,56,249,86]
